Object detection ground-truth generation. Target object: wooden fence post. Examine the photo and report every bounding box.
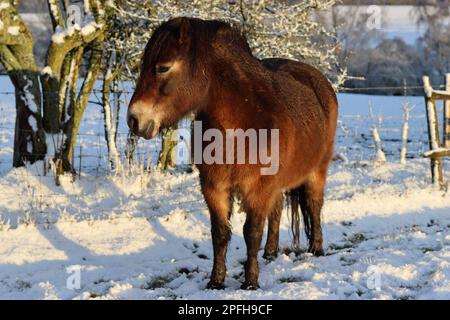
[444,73,450,148]
[423,76,444,188]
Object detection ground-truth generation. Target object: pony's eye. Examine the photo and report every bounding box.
[155,65,170,74]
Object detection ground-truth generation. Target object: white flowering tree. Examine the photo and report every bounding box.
[151,0,342,82]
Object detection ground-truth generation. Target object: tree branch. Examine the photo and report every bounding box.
[0,1,33,46]
[47,0,66,30]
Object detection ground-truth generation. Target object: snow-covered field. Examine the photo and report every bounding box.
[0,77,449,300]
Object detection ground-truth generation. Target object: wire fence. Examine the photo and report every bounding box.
[0,87,441,176]
[0,83,445,96]
[1,86,448,227]
[338,84,447,92]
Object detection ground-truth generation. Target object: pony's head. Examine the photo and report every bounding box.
[127,18,216,139]
[128,17,252,139]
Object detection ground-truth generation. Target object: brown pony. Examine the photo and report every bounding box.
[128,17,338,290]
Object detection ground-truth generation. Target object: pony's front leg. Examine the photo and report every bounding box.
[202,184,232,289]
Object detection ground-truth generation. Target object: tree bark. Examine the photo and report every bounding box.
[0,3,47,167]
[102,51,121,171]
[57,40,103,175]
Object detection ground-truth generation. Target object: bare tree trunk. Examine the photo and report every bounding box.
[0,4,47,167]
[113,79,121,143]
[58,40,103,175]
[11,72,47,167]
[102,51,121,171]
[42,0,110,178]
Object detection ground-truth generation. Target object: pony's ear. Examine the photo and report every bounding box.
[178,17,191,47]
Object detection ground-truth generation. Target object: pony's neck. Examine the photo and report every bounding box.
[194,37,272,129]
[197,58,269,129]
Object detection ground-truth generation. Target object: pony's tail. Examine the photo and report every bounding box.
[288,187,311,253]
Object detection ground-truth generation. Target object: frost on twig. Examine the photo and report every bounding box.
[368,102,386,163]
[400,102,414,164]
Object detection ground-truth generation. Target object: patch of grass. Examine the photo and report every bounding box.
[278,276,305,283]
[348,233,367,244]
[339,256,357,266]
[93,278,109,285]
[421,247,440,253]
[329,243,354,251]
[282,246,303,257]
[142,275,174,290]
[427,219,437,227]
[178,267,199,275]
[356,289,365,296]
[15,280,31,290]
[232,271,244,280]
[329,233,368,252]
[197,254,209,260]
[164,292,179,299]
[341,221,354,227]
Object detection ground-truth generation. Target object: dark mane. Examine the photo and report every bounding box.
[141,17,253,71]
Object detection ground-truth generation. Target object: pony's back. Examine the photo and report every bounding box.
[261,58,338,118]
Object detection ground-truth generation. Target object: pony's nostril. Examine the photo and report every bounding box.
[128,115,139,133]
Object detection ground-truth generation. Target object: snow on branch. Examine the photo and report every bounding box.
[0,1,31,46]
[45,0,108,83]
[47,0,65,29]
[106,0,343,85]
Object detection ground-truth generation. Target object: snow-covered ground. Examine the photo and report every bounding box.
[0,76,449,300]
[0,160,448,300]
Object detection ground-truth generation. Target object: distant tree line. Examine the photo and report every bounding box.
[338,1,450,95]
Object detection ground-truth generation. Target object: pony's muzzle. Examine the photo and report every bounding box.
[127,111,156,140]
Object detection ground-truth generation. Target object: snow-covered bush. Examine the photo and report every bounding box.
[106,0,343,85]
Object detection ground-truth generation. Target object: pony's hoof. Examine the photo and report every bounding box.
[263,251,278,261]
[206,281,225,290]
[240,282,260,290]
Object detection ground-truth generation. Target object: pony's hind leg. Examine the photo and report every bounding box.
[202,183,232,289]
[242,212,266,290]
[300,170,327,256]
[241,191,278,290]
[263,193,283,260]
